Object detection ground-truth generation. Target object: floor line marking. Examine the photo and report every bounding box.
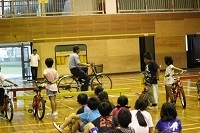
[182,123,200,126]
[182,127,200,131]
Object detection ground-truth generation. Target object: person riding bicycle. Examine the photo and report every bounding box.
[0,72,17,117]
[164,56,186,104]
[69,45,90,91]
[143,52,160,110]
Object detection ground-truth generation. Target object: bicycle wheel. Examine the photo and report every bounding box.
[57,75,80,92]
[5,100,14,122]
[179,87,186,108]
[171,85,177,104]
[196,80,200,100]
[90,74,112,90]
[37,98,45,120]
[139,88,149,100]
[32,96,37,116]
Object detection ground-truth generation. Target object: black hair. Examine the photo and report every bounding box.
[134,98,148,127]
[117,108,132,128]
[98,102,113,117]
[94,85,104,96]
[98,91,108,102]
[45,58,54,68]
[164,56,174,66]
[160,102,177,121]
[143,52,152,60]
[87,97,99,110]
[77,93,88,105]
[33,49,37,52]
[73,45,80,53]
[116,95,130,109]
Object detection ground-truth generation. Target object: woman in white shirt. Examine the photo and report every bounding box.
[129,98,153,133]
[164,56,185,103]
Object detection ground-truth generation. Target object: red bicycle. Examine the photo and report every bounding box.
[170,72,186,108]
[1,85,16,122]
[28,81,46,120]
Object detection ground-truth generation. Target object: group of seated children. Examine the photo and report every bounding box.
[53,86,182,133]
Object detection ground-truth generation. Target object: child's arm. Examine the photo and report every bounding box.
[174,66,186,73]
[156,68,160,80]
[5,79,17,87]
[51,78,58,84]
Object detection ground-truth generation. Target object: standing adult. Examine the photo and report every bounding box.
[69,45,90,91]
[29,49,40,80]
[143,52,160,110]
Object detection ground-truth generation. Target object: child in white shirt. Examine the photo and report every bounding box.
[43,58,59,116]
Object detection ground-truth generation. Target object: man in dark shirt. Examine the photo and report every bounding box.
[143,52,160,110]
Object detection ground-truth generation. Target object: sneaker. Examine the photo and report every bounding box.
[53,122,63,133]
[148,106,158,110]
[52,111,58,116]
[46,113,52,116]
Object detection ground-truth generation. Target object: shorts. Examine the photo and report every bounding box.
[0,88,5,106]
[90,127,98,133]
[46,89,57,97]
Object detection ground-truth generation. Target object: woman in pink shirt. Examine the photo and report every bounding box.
[43,58,59,116]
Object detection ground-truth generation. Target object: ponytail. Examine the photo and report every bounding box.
[136,110,147,127]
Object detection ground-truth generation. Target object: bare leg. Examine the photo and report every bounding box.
[84,122,95,133]
[166,85,174,102]
[49,96,56,112]
[60,113,76,129]
[165,85,169,102]
[72,119,82,133]
[54,95,57,112]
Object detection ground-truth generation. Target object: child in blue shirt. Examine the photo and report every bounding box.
[156,102,182,133]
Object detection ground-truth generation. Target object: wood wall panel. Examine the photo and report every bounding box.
[34,38,139,77]
[155,20,185,37]
[184,18,200,34]
[155,13,170,21]
[155,36,186,70]
[0,12,200,75]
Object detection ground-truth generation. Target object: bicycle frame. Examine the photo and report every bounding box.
[3,92,10,111]
[28,81,46,120]
[2,85,14,122]
[173,78,182,98]
[33,89,43,109]
[172,76,186,108]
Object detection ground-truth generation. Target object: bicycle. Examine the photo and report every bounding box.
[1,85,15,122]
[138,72,152,102]
[57,63,112,92]
[28,81,46,120]
[169,72,186,108]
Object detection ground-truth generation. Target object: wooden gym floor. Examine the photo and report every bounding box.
[1,69,200,133]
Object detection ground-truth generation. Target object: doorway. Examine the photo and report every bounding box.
[186,34,200,68]
[0,42,32,79]
[139,36,155,71]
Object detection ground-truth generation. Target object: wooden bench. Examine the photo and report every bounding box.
[8,87,36,101]
[17,88,131,110]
